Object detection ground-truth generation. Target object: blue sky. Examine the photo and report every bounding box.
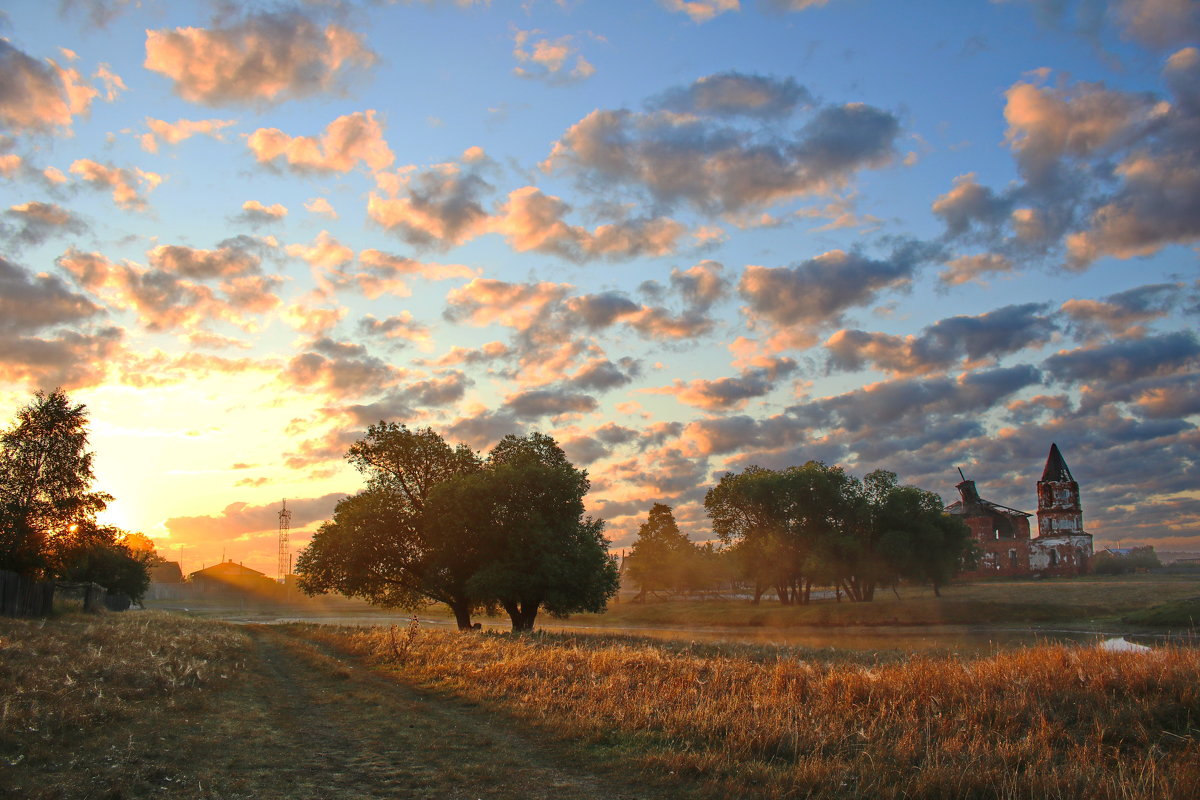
[1,0,1197,575]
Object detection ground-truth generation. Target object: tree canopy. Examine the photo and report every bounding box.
[624,503,705,600]
[705,461,971,603]
[297,427,618,631]
[0,389,150,601]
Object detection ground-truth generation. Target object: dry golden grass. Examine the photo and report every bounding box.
[309,625,1200,800]
[0,611,250,759]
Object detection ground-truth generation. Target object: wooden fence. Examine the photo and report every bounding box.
[0,569,55,617]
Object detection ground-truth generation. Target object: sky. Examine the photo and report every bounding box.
[1,0,1197,578]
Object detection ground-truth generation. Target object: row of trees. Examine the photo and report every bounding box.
[626,462,973,604]
[296,424,619,631]
[0,390,151,602]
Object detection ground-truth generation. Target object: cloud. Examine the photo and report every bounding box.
[148,241,263,279]
[69,159,164,211]
[0,327,124,390]
[235,200,288,225]
[140,117,236,153]
[1116,0,1200,50]
[3,201,87,247]
[248,110,394,174]
[504,388,598,419]
[59,0,137,28]
[650,358,796,410]
[650,71,810,119]
[368,157,492,249]
[1043,331,1200,383]
[164,492,347,544]
[661,0,740,23]
[353,249,475,297]
[280,337,407,399]
[938,58,1200,270]
[0,255,101,335]
[494,186,688,261]
[340,370,472,425]
[825,303,1059,376]
[739,243,930,334]
[1061,282,1181,340]
[938,253,1016,286]
[565,356,642,392]
[0,40,99,133]
[543,97,899,215]
[358,312,433,346]
[789,364,1044,435]
[58,246,280,333]
[512,29,595,85]
[304,197,338,219]
[444,278,570,329]
[144,11,376,107]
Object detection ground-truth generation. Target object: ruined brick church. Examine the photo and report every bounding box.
[947,444,1094,578]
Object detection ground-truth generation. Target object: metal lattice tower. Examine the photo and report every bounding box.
[277,499,292,583]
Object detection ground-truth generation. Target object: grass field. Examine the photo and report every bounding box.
[308,622,1200,800]
[3,607,1199,799]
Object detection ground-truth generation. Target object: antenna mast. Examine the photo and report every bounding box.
[277,499,292,583]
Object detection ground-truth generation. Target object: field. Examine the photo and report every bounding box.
[3,598,1199,799]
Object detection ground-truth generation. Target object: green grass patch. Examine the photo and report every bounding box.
[1123,596,1200,629]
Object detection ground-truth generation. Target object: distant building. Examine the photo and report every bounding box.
[948,443,1094,578]
[188,560,279,595]
[147,561,183,583]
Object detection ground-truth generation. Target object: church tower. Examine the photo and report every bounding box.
[1036,443,1084,537]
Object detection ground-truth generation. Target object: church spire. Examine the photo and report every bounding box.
[1041,442,1074,483]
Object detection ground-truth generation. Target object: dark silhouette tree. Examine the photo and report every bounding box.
[0,389,113,576]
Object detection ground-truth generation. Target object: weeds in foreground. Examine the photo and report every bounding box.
[0,611,249,759]
[309,626,1200,800]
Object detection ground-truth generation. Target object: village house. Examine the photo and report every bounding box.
[947,444,1094,578]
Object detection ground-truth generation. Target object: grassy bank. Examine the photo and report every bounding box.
[308,624,1200,800]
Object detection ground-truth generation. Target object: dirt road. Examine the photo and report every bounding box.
[12,625,672,800]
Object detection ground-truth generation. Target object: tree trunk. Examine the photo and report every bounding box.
[504,600,539,632]
[932,581,942,598]
[449,600,473,631]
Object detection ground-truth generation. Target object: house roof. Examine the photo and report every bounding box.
[1041,443,1075,483]
[188,560,268,580]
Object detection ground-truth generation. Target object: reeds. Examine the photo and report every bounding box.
[314,626,1200,799]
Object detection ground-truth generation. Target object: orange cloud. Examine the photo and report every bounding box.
[144,12,376,107]
[69,159,164,210]
[140,117,236,153]
[248,110,393,173]
[0,41,99,132]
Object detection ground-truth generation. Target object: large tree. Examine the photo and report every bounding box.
[296,424,485,629]
[427,433,619,631]
[0,389,112,576]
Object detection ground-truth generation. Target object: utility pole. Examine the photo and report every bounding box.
[277,499,292,583]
